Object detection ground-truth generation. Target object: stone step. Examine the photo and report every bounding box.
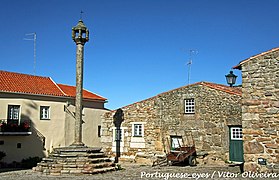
[53,147,102,154]
[50,152,105,158]
[42,157,54,162]
[40,157,111,165]
[88,161,115,169]
[89,157,111,163]
[34,146,114,175]
[37,161,114,169]
[82,166,116,174]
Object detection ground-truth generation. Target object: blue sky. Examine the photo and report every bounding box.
[1,0,279,109]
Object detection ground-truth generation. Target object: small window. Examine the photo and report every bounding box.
[185,99,195,114]
[231,127,243,140]
[98,126,101,137]
[17,143,21,148]
[133,124,143,137]
[114,129,122,141]
[0,140,4,145]
[40,106,50,120]
[8,105,20,120]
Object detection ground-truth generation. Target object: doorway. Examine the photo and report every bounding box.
[229,126,244,163]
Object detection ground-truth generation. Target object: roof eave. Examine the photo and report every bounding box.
[233,64,242,70]
[0,91,107,103]
[233,46,279,70]
[0,90,69,99]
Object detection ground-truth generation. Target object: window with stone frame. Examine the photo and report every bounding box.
[184,98,195,114]
[40,106,50,120]
[114,128,122,142]
[133,124,143,137]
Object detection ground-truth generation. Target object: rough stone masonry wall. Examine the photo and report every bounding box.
[101,96,162,163]
[102,84,241,165]
[157,84,241,164]
[241,51,279,172]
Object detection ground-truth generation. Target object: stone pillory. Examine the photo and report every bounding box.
[72,19,89,146]
[32,19,115,175]
[72,20,89,45]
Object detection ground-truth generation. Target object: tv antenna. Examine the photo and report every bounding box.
[24,32,37,75]
[186,49,198,85]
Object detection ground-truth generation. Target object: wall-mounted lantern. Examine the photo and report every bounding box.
[225,71,237,87]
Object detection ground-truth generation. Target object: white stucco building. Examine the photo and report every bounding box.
[0,70,108,163]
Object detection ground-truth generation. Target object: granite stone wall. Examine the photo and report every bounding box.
[241,50,279,172]
[101,83,241,165]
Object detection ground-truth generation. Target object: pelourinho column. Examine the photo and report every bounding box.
[71,19,89,146]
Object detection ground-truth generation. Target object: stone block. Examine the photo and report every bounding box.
[272,101,279,108]
[43,169,50,174]
[267,149,274,154]
[267,107,279,114]
[243,129,263,135]
[265,130,277,135]
[256,137,272,142]
[244,154,255,162]
[69,169,82,174]
[63,164,77,168]
[264,143,278,149]
[243,135,253,141]
[244,162,260,172]
[204,122,216,128]
[258,123,269,128]
[154,141,163,151]
[243,99,261,106]
[212,135,222,147]
[52,164,63,168]
[211,128,221,135]
[60,170,70,174]
[244,141,264,154]
[50,169,61,173]
[50,172,61,176]
[243,113,260,121]
[242,120,254,128]
[202,142,211,151]
[101,136,112,143]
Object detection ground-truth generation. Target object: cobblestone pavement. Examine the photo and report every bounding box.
[0,163,278,180]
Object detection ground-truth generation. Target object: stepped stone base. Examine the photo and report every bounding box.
[33,146,115,175]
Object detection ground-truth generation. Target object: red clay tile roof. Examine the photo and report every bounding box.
[57,84,107,101]
[0,71,66,96]
[233,47,279,69]
[0,70,106,101]
[200,82,242,96]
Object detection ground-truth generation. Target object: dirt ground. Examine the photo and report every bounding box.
[0,163,278,180]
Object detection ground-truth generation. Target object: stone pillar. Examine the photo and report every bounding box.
[71,20,89,146]
[73,43,84,146]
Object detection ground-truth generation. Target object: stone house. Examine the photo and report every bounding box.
[234,47,279,172]
[101,82,242,165]
[0,70,108,163]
